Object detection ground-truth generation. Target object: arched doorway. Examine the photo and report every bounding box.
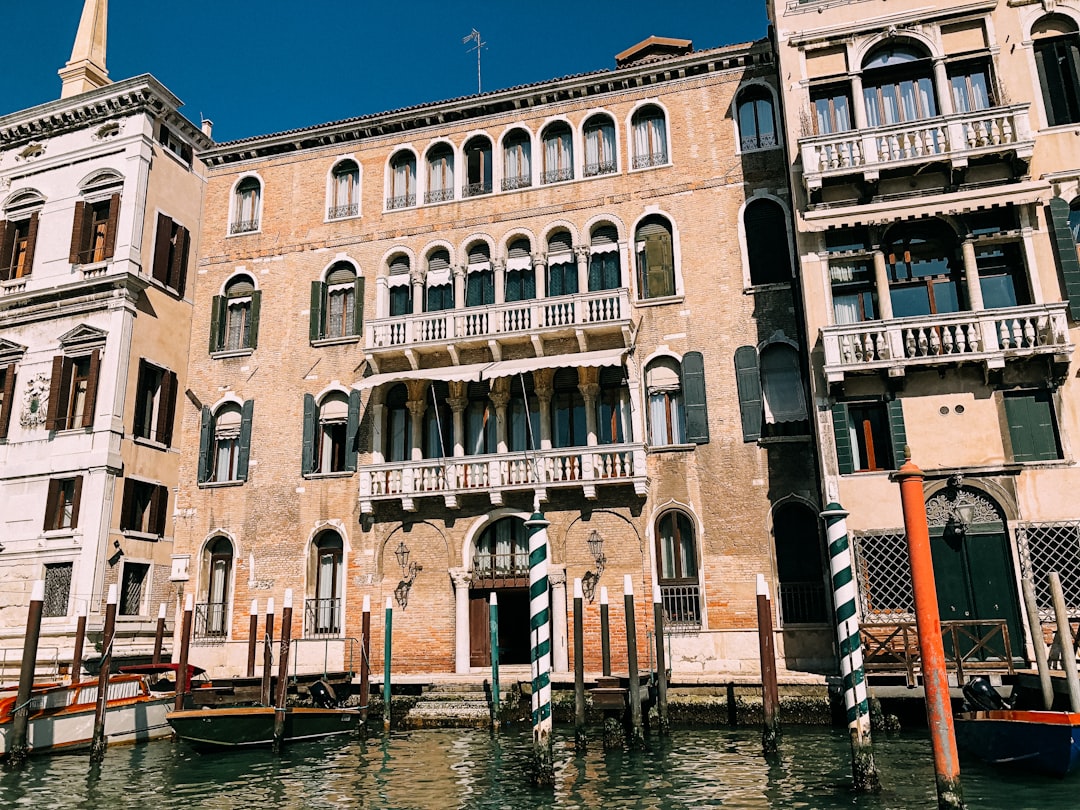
[469,516,531,666]
[201,536,233,637]
[926,483,1021,660]
[773,503,829,625]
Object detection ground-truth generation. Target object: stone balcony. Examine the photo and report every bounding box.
[821,303,1073,384]
[365,288,632,369]
[800,104,1034,192]
[358,443,648,514]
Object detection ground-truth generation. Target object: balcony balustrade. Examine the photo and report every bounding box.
[386,194,416,210]
[800,104,1034,192]
[821,303,1073,383]
[366,288,630,353]
[358,443,648,513]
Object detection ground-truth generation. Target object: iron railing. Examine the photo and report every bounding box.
[501,175,532,191]
[230,219,259,235]
[327,203,358,219]
[542,168,573,184]
[386,194,416,210]
[660,584,701,631]
[424,188,455,204]
[584,160,617,177]
[471,552,530,585]
[741,133,778,152]
[194,602,229,640]
[463,181,493,198]
[778,581,829,624]
[304,597,342,638]
[632,151,668,169]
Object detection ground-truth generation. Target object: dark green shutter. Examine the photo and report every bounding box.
[302,393,316,475]
[733,345,762,442]
[832,403,854,475]
[237,399,254,481]
[1005,392,1061,462]
[309,281,325,342]
[1047,197,1080,320]
[345,390,361,471]
[886,398,907,468]
[209,296,225,353]
[353,277,365,336]
[681,351,710,445]
[644,234,674,297]
[197,406,212,483]
[248,291,261,350]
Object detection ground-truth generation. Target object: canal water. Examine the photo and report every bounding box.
[2,725,1077,809]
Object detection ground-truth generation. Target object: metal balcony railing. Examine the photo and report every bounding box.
[542,167,573,184]
[501,175,532,191]
[632,151,668,169]
[660,584,701,631]
[584,160,617,177]
[471,552,530,585]
[386,194,416,210]
[821,303,1072,383]
[778,581,829,624]
[194,602,228,640]
[304,597,341,638]
[463,181,493,198]
[424,188,455,204]
[327,203,358,219]
[230,219,259,235]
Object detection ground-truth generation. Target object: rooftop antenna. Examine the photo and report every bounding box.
[463,29,486,94]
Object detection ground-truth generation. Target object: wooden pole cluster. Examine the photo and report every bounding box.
[573,578,586,751]
[624,575,645,749]
[71,601,87,684]
[273,589,294,753]
[490,592,501,731]
[1049,572,1080,711]
[90,584,118,764]
[652,584,669,735]
[152,603,167,665]
[1020,577,1054,710]
[261,598,275,707]
[599,586,611,677]
[756,574,780,755]
[8,580,46,766]
[359,595,371,725]
[246,599,259,677]
[176,594,193,712]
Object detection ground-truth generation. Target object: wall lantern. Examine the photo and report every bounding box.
[393,540,422,609]
[581,529,606,603]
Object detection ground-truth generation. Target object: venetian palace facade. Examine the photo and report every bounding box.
[768,0,1080,660]
[173,35,830,678]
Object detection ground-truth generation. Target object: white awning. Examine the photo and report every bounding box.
[505,255,532,272]
[355,347,627,390]
[466,261,491,274]
[426,267,452,287]
[386,273,411,288]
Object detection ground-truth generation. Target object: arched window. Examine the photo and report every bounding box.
[631,105,668,168]
[646,357,685,446]
[463,136,493,197]
[737,86,777,151]
[309,531,343,636]
[546,230,577,296]
[211,274,260,352]
[655,512,701,629]
[311,262,362,341]
[551,368,586,455]
[541,122,574,184]
[597,365,630,446]
[200,536,233,637]
[502,129,532,190]
[744,199,791,286]
[473,516,529,578]
[329,160,359,219]
[388,254,412,317]
[773,504,828,624]
[590,224,622,292]
[583,114,617,176]
[634,215,674,298]
[71,174,122,264]
[504,237,535,302]
[508,374,540,453]
[211,403,243,482]
[465,381,496,456]
[883,219,963,317]
[425,144,454,203]
[425,249,454,312]
[1034,15,1080,126]
[861,43,938,128]
[388,151,417,209]
[231,177,261,234]
[385,384,411,462]
[422,380,452,460]
[316,392,350,473]
[465,242,494,307]
[759,344,808,434]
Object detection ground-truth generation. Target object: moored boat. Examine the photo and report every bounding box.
[954,708,1080,777]
[166,705,362,749]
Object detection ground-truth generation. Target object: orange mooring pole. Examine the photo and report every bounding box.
[896,451,964,810]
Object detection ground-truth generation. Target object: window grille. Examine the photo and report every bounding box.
[43,562,73,617]
[851,530,915,623]
[1015,521,1080,621]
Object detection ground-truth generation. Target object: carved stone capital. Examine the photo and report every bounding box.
[548,565,567,588]
[449,566,472,589]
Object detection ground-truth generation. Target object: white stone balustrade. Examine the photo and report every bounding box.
[822,303,1072,383]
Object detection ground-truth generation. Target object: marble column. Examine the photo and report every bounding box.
[872,250,894,320]
[578,367,600,447]
[490,379,511,454]
[448,380,468,458]
[534,368,554,450]
[411,270,424,315]
[493,258,506,305]
[961,239,985,312]
[453,265,467,310]
[549,566,569,674]
[575,246,590,294]
[405,380,428,462]
[450,567,472,674]
[533,252,547,300]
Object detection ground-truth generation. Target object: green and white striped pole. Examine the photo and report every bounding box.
[822,502,880,793]
[525,508,554,788]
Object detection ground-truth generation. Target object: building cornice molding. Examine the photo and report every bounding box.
[783,0,999,48]
[0,273,149,326]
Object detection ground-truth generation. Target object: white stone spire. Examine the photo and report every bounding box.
[59,0,110,99]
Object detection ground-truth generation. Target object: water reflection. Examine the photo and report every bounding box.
[2,726,1079,809]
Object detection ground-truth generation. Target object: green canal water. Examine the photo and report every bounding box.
[2,725,1078,809]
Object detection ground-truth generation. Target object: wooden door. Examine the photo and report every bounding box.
[469,591,490,667]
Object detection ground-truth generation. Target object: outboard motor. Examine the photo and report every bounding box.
[962,676,1007,712]
[309,679,339,709]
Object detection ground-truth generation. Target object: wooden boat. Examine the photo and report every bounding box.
[954,708,1080,777]
[166,705,362,749]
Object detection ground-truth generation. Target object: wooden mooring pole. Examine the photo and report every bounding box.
[756,574,780,755]
[261,598,275,707]
[71,601,87,684]
[490,592,500,731]
[359,595,371,725]
[175,594,193,711]
[383,596,393,733]
[273,589,293,754]
[897,451,965,810]
[152,603,167,665]
[573,578,586,751]
[1020,577,1054,710]
[624,575,645,749]
[652,584,669,735]
[1049,572,1080,711]
[599,586,611,677]
[246,599,259,678]
[8,580,45,766]
[90,585,118,764]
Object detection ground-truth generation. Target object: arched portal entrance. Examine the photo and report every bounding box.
[469,516,532,666]
[926,483,1021,660]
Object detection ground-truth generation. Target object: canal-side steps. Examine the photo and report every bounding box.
[400,683,516,729]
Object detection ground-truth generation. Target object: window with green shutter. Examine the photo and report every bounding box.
[831,399,905,473]
[734,346,762,442]
[1047,197,1080,320]
[1004,390,1062,462]
[634,216,675,299]
[681,351,709,445]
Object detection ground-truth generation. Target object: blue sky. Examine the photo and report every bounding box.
[8,2,767,142]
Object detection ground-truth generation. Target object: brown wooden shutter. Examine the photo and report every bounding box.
[103,193,120,259]
[0,363,14,441]
[45,355,64,431]
[44,478,61,531]
[159,370,177,446]
[168,225,186,292]
[21,213,39,277]
[152,213,172,284]
[120,478,135,531]
[82,349,101,429]
[150,485,168,536]
[69,201,87,263]
[175,227,189,298]
[70,476,83,529]
[0,220,12,279]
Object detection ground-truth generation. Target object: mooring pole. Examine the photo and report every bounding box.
[897,451,965,810]
[490,591,501,731]
[652,584,670,735]
[8,579,46,766]
[245,599,258,677]
[573,578,586,751]
[175,593,193,711]
[360,595,371,725]
[1020,577,1054,710]
[525,508,555,787]
[821,502,880,792]
[1049,572,1080,711]
[273,589,293,754]
[261,597,275,707]
[152,603,167,665]
[600,586,611,677]
[71,600,87,683]
[624,575,645,749]
[383,596,393,733]
[756,574,780,755]
[90,584,118,764]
